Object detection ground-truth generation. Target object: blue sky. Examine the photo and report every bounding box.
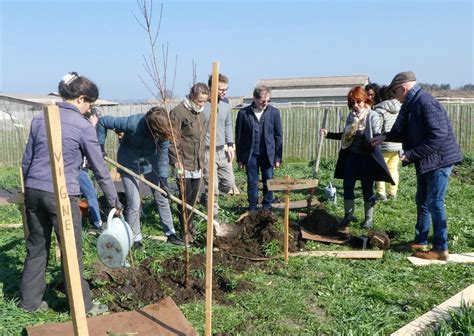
[1,0,473,101]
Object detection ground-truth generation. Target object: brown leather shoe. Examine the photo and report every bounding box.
[413,250,449,261]
[395,242,429,252]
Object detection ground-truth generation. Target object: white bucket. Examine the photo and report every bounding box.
[97,209,133,268]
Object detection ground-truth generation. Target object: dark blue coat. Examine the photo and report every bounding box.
[235,105,283,166]
[386,88,462,174]
[96,114,170,178]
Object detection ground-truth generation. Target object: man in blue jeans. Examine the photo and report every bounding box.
[236,85,283,211]
[372,71,463,260]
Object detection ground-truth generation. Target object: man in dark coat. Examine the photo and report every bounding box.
[235,85,283,211]
[372,71,463,261]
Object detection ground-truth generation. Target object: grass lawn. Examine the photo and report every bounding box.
[0,156,473,335]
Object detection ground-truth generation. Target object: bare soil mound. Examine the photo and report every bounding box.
[91,252,255,312]
[214,209,303,258]
[300,206,349,240]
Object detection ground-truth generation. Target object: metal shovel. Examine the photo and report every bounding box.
[307,108,329,214]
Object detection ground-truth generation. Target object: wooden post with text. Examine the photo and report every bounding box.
[268,177,318,261]
[44,105,89,336]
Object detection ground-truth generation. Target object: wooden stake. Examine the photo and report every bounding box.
[283,176,290,262]
[44,105,88,336]
[205,62,219,336]
[18,167,29,239]
[267,178,318,262]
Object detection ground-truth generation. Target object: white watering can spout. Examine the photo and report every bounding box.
[97,209,133,268]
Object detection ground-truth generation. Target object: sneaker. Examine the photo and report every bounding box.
[376,193,387,201]
[167,234,185,246]
[87,303,108,317]
[131,241,143,250]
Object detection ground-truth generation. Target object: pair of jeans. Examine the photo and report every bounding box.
[20,188,93,312]
[246,154,274,211]
[415,165,452,251]
[123,172,176,242]
[78,170,102,228]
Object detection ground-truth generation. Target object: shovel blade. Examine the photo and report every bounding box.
[215,223,242,238]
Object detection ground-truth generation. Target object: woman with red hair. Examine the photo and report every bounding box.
[321,86,394,229]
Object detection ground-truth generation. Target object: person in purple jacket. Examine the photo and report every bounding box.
[372,71,463,261]
[20,72,122,315]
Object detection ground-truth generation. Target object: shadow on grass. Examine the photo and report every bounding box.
[0,234,69,316]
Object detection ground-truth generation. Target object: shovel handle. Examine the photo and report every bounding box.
[314,108,329,176]
[104,157,217,226]
[308,109,330,215]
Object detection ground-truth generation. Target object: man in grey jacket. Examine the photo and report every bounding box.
[201,73,237,218]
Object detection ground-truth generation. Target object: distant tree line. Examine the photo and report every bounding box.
[418,83,474,91]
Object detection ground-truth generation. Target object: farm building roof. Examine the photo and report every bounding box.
[256,75,369,89]
[0,93,119,106]
[269,87,352,99]
[243,75,370,103]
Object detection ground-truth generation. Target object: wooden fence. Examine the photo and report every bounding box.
[1,103,472,167]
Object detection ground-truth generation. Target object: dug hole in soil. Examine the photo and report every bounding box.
[91,208,340,312]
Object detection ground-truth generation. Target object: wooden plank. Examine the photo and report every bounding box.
[44,105,88,335]
[289,250,383,259]
[391,284,474,336]
[300,228,349,244]
[407,252,474,266]
[19,167,29,239]
[147,235,167,242]
[267,178,318,191]
[26,297,197,336]
[0,223,23,229]
[272,198,320,209]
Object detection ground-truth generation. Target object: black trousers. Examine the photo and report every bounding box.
[20,188,93,312]
[175,177,201,231]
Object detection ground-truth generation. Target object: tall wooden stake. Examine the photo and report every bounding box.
[205,62,219,336]
[44,105,89,336]
[284,176,290,262]
[18,167,29,240]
